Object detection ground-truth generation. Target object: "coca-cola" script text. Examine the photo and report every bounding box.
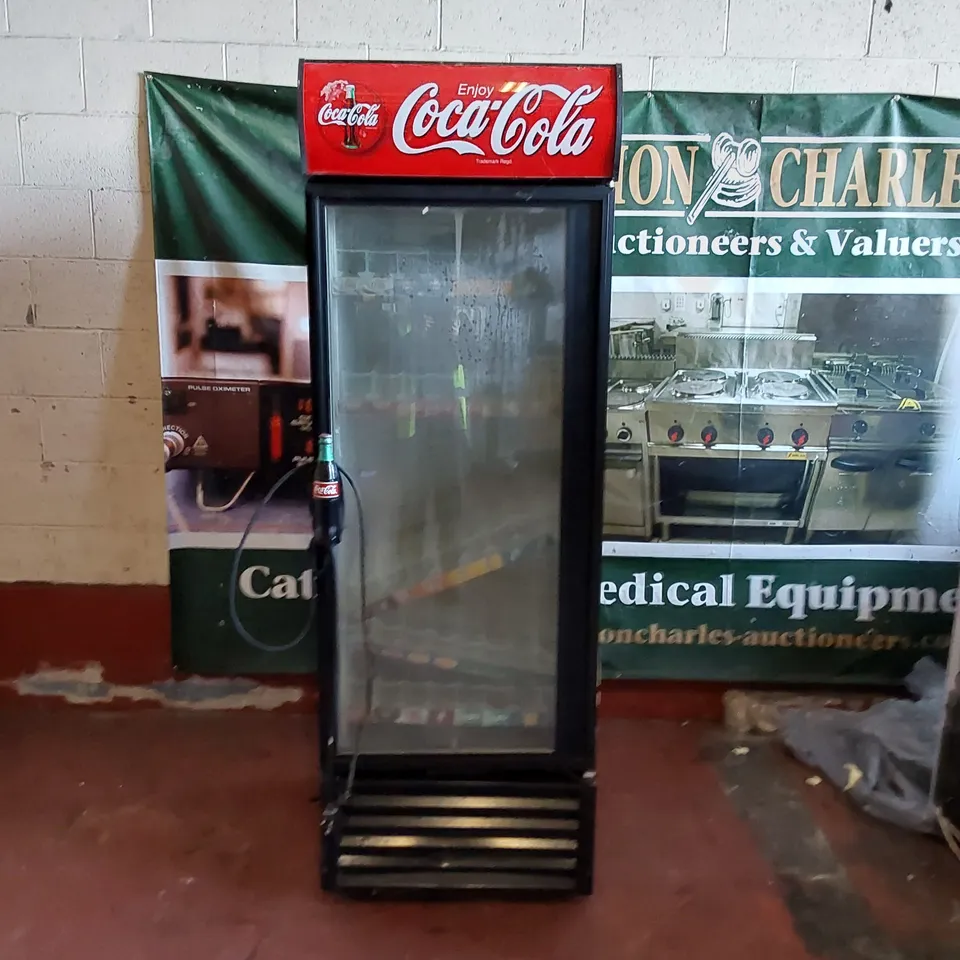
[312,480,341,500]
[392,82,603,158]
[317,102,381,128]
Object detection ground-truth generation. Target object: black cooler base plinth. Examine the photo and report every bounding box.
[320,773,595,898]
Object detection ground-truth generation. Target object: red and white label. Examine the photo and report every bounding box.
[300,61,620,179]
[312,479,341,500]
[314,79,385,154]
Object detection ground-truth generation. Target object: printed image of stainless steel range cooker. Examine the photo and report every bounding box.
[805,354,948,539]
[645,331,835,542]
[602,320,674,539]
[601,290,960,546]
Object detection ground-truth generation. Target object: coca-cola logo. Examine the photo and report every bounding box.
[315,79,385,154]
[312,480,341,500]
[392,82,603,160]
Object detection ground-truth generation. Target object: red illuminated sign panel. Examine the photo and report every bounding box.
[298,61,621,180]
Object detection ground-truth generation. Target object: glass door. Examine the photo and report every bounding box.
[325,202,569,755]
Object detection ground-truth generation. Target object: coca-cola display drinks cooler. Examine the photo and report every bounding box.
[298,60,621,897]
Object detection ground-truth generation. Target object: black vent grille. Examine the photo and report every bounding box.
[327,779,592,895]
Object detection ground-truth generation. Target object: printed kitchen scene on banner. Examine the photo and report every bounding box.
[605,93,960,548]
[604,290,960,550]
[146,72,960,683]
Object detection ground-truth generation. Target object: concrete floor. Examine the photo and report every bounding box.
[1,710,958,960]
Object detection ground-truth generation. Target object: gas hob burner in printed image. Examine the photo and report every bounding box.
[671,368,729,398]
[607,379,654,408]
[751,370,811,401]
[672,379,726,398]
[679,368,727,382]
[755,370,804,384]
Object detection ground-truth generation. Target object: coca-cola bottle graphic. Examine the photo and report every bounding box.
[343,84,359,150]
[312,433,343,546]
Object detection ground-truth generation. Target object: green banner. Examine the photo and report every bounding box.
[600,554,954,683]
[171,546,955,683]
[145,75,302,265]
[147,73,960,685]
[170,547,315,674]
[613,93,960,280]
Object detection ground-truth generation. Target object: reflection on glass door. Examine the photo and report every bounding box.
[326,204,568,754]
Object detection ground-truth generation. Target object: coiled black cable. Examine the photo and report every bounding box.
[228,461,368,657]
[229,460,317,653]
[227,459,373,820]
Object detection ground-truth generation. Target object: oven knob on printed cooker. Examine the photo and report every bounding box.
[667,424,684,443]
[700,425,718,446]
[616,426,633,443]
[757,427,774,448]
[920,422,937,438]
[791,428,808,448]
[852,419,868,436]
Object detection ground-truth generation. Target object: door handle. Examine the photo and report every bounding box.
[895,456,933,477]
[605,460,642,473]
[830,454,880,473]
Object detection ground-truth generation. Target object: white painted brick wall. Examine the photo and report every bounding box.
[652,58,794,93]
[0,115,20,185]
[6,0,150,39]
[0,399,40,459]
[225,44,366,85]
[0,260,31,328]
[0,462,164,527]
[793,58,937,95]
[100,330,162,399]
[0,38,85,113]
[585,0,727,56]
[0,187,93,258]
[517,52,651,90]
[40,398,162,465]
[869,0,960,61]
[298,0,437,48]
[0,0,955,586]
[0,523,169,584]
[0,329,104,397]
[152,0,294,44]
[936,64,960,100]
[31,260,157,330]
[92,191,153,260]
[727,0,873,59]
[442,0,581,53]
[368,48,511,63]
[85,40,225,113]
[20,115,147,190]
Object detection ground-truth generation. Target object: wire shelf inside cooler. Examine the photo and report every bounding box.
[336,529,562,755]
[337,617,558,754]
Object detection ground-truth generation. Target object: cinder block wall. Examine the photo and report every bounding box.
[0,0,952,586]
